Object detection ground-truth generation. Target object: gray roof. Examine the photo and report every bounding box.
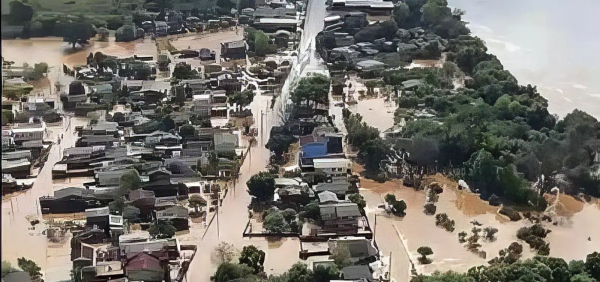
[156,206,189,219]
[318,191,340,204]
[341,265,372,281]
[355,60,386,70]
[54,187,87,199]
[320,203,361,219]
[314,182,350,194]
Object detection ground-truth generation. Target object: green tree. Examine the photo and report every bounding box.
[358,138,390,173]
[17,258,41,280]
[211,262,255,282]
[330,245,352,268]
[148,220,176,239]
[586,252,600,280]
[118,169,141,196]
[298,202,321,222]
[483,227,498,241]
[348,193,366,211]
[1,261,16,278]
[292,74,331,109]
[393,2,411,27]
[286,263,314,282]
[417,246,433,264]
[392,200,407,216]
[179,124,196,138]
[188,194,207,212]
[254,30,270,56]
[313,264,339,282]
[2,110,15,126]
[8,1,34,25]
[63,21,93,49]
[108,197,126,213]
[239,245,266,274]
[246,172,276,202]
[172,62,199,80]
[263,211,288,233]
[211,242,237,265]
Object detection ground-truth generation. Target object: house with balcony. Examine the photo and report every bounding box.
[313,158,351,183]
[319,202,361,235]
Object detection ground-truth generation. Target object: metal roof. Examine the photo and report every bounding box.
[313,158,350,169]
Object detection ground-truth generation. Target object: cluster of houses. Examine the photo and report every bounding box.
[70,225,196,282]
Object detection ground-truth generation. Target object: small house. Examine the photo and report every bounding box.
[319,202,361,234]
[220,40,247,60]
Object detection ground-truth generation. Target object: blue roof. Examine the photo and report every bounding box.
[301,142,328,159]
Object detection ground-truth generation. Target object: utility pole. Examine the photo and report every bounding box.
[373,214,377,239]
[260,110,264,146]
[388,251,392,281]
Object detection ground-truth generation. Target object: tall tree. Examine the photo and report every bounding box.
[246,172,276,202]
[238,245,266,274]
[63,21,93,49]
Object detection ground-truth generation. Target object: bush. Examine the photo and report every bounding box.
[435,213,455,232]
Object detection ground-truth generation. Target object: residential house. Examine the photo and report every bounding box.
[39,187,110,214]
[76,135,119,147]
[328,237,378,262]
[91,83,115,103]
[155,21,168,36]
[10,123,44,145]
[275,185,314,206]
[313,158,351,183]
[213,132,238,152]
[221,40,247,60]
[319,202,361,234]
[252,18,298,32]
[328,0,394,16]
[314,182,352,198]
[124,252,168,282]
[317,191,341,204]
[156,206,189,231]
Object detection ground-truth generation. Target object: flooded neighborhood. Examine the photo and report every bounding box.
[2,0,599,282]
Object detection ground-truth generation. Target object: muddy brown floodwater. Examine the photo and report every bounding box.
[359,172,600,276]
[2,37,157,68]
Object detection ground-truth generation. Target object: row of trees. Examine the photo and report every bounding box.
[211,244,349,282]
[342,109,391,176]
[413,251,600,282]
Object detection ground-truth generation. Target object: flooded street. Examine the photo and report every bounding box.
[1,117,90,281]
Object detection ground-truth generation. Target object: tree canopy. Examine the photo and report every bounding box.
[246,172,276,202]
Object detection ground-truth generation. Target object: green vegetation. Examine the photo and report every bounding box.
[172,62,200,80]
[17,257,42,280]
[412,252,600,282]
[246,172,276,202]
[417,246,434,264]
[148,220,176,239]
[343,110,390,175]
[1,261,16,278]
[516,224,551,255]
[347,193,366,212]
[2,110,15,126]
[239,245,266,274]
[384,194,408,216]
[434,213,455,232]
[292,74,331,110]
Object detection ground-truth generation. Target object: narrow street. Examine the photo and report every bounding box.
[1,116,89,281]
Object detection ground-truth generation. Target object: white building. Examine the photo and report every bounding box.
[313,158,351,182]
